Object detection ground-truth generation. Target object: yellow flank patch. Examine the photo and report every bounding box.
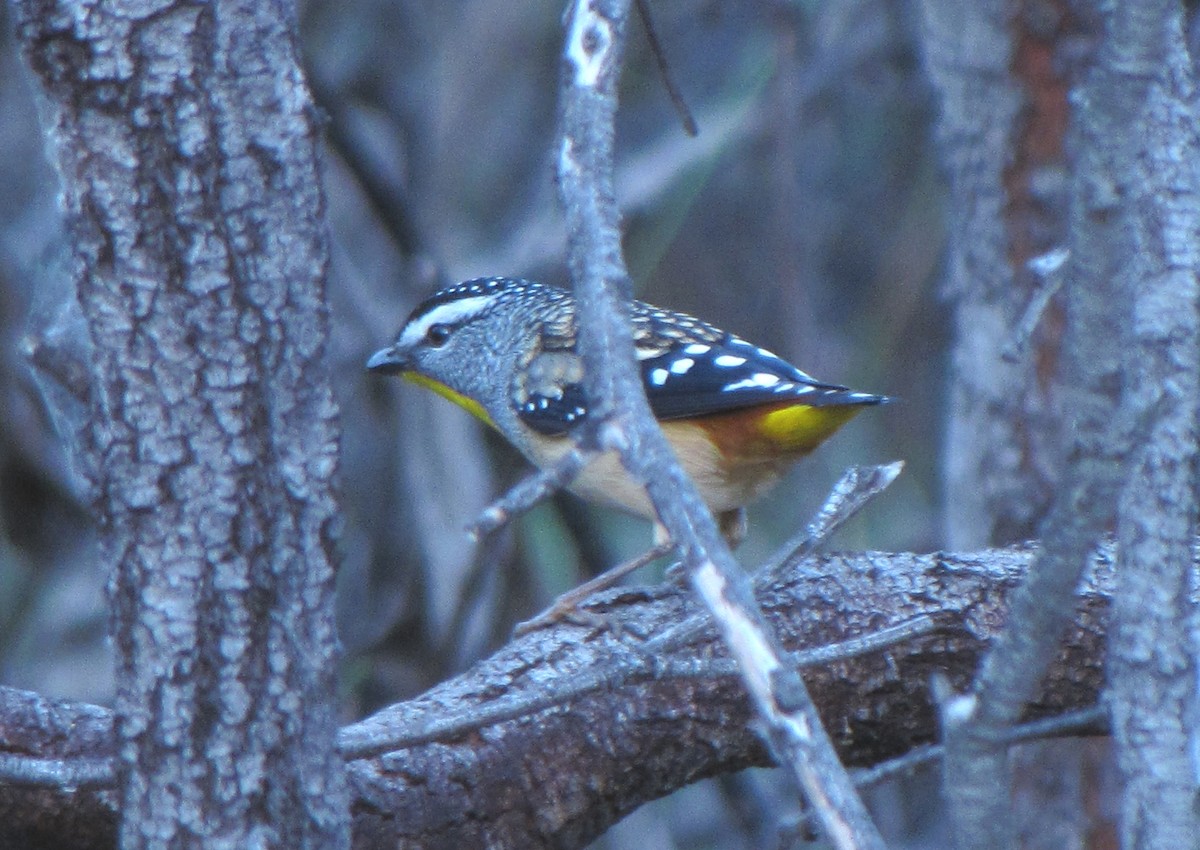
[404,373,496,429]
[756,403,863,454]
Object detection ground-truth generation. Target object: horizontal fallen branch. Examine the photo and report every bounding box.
[0,542,1111,850]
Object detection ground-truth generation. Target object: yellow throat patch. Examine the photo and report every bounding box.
[403,373,496,429]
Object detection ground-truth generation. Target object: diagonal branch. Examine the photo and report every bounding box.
[553,4,898,847]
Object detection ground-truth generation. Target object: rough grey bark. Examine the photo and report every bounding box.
[934,3,1129,846]
[1092,3,1200,847]
[919,2,1092,548]
[925,3,1200,849]
[918,1,1031,549]
[12,1,349,848]
[0,544,1114,850]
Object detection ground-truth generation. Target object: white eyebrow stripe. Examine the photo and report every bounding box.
[399,295,495,346]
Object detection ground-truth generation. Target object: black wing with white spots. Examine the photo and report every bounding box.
[516,382,590,435]
[639,334,882,421]
[512,348,589,437]
[507,284,885,434]
[629,303,885,420]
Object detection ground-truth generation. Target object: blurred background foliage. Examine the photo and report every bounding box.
[310,0,944,702]
[0,0,955,845]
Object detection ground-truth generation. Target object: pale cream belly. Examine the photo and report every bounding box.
[525,420,789,521]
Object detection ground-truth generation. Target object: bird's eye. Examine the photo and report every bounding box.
[425,323,452,347]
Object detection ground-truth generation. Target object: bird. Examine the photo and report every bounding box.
[367,277,886,552]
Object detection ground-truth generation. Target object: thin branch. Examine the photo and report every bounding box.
[305,71,426,259]
[852,744,941,791]
[513,540,675,635]
[764,461,905,577]
[647,464,904,656]
[340,608,942,761]
[633,0,698,136]
[861,703,1107,793]
[0,754,114,790]
[1002,247,1069,364]
[555,2,887,847]
[468,444,597,541]
[1001,704,1107,744]
[789,615,941,668]
[785,705,1111,846]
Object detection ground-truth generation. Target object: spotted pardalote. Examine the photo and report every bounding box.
[368,277,886,541]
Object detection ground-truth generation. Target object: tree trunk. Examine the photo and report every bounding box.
[13,1,350,847]
[919,1,1092,547]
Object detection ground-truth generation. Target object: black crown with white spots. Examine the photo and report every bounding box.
[407,276,571,324]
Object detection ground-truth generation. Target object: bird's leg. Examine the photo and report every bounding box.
[718,508,747,549]
[514,508,748,635]
[513,539,676,636]
[662,508,746,582]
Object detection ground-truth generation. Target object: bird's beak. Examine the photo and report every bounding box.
[366,345,410,376]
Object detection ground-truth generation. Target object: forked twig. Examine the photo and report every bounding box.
[468,444,597,541]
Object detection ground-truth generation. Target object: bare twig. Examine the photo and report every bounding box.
[764,461,904,577]
[810,705,1107,839]
[555,1,887,847]
[1001,247,1068,364]
[0,754,114,790]
[632,0,698,136]
[468,445,597,540]
[1002,704,1107,744]
[647,617,943,683]
[513,540,675,635]
[790,615,941,668]
[852,744,940,790]
[863,703,1107,794]
[342,605,940,761]
[306,71,426,259]
[646,464,904,656]
[788,705,1110,846]
[942,337,1120,850]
